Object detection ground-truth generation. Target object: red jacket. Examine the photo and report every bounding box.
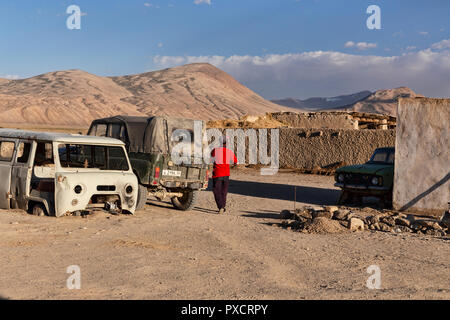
[211,147,238,178]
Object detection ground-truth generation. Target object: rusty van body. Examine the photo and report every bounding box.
[0,129,138,217]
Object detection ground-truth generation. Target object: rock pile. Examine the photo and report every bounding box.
[279,206,449,237]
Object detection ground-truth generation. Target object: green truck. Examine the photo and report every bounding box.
[334,147,395,206]
[88,116,211,211]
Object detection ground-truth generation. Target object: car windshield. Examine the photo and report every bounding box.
[368,149,395,164]
[58,144,129,171]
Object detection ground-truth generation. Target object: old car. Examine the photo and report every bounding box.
[88,116,210,211]
[0,129,138,217]
[334,147,394,206]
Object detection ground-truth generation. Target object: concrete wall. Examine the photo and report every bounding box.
[279,128,395,169]
[393,98,449,217]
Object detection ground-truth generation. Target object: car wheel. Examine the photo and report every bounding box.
[171,190,198,211]
[32,203,47,216]
[136,185,148,210]
[338,190,351,205]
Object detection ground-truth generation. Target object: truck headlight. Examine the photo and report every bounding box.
[338,174,345,182]
[371,177,379,185]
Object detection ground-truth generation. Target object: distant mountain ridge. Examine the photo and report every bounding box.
[272,91,372,111]
[272,87,422,116]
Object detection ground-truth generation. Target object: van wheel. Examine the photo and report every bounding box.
[171,190,198,211]
[136,185,148,211]
[32,203,47,217]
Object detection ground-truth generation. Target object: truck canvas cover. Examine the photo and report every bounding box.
[91,115,206,155]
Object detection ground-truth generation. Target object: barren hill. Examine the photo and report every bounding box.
[328,87,423,116]
[0,63,292,127]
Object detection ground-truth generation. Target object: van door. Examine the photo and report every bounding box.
[0,140,17,209]
[10,140,35,210]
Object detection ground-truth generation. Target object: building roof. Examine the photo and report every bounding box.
[0,129,125,146]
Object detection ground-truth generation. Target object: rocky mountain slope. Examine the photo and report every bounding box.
[0,63,293,127]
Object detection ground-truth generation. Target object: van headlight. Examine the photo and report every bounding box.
[125,185,134,195]
[74,185,83,194]
[371,177,379,185]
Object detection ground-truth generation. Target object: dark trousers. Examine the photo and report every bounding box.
[212,176,230,210]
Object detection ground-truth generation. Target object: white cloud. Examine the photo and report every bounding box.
[153,48,450,99]
[431,39,450,50]
[194,0,211,5]
[419,31,429,35]
[406,46,417,51]
[345,41,377,50]
[157,42,163,48]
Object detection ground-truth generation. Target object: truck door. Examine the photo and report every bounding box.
[0,139,17,209]
[10,140,35,210]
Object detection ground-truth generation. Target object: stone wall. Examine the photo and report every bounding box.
[393,98,449,217]
[279,128,395,169]
[272,112,358,130]
[219,128,396,170]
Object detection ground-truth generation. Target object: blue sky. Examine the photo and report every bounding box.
[0,0,449,99]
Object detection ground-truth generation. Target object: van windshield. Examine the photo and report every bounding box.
[58,144,129,171]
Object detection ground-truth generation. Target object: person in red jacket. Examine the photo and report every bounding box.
[210,136,238,214]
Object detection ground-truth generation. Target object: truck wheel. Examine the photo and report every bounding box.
[32,203,47,216]
[171,190,198,211]
[136,185,148,210]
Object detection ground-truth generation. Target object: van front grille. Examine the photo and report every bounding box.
[97,185,116,191]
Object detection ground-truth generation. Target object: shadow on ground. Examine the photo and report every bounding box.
[224,179,340,205]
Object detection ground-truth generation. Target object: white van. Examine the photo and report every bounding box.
[0,129,138,217]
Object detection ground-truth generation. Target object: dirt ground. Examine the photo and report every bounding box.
[0,169,448,300]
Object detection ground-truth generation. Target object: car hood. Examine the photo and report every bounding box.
[336,163,392,175]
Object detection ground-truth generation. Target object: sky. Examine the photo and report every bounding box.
[0,0,449,99]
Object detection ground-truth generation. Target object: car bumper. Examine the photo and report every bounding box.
[334,183,390,191]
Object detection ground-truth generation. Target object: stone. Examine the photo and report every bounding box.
[312,210,333,219]
[395,217,411,227]
[439,212,450,228]
[295,208,313,220]
[416,219,442,230]
[349,218,365,232]
[325,206,339,213]
[366,215,380,225]
[379,223,392,232]
[333,209,350,221]
[380,216,396,227]
[280,210,292,219]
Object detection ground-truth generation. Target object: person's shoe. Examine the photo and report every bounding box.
[218,208,225,214]
[223,208,227,213]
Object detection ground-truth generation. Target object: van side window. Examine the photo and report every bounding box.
[17,142,32,163]
[0,141,15,162]
[35,142,54,167]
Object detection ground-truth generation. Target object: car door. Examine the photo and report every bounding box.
[10,140,35,210]
[0,139,17,209]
